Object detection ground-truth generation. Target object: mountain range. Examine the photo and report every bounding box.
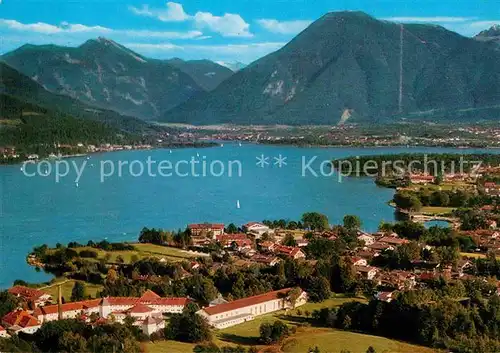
[1,38,232,121]
[2,13,500,126]
[0,61,152,133]
[163,12,500,125]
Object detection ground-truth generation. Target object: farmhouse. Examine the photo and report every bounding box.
[197,288,307,329]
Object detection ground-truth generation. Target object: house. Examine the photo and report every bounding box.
[197,288,307,329]
[240,248,257,258]
[375,291,395,302]
[357,232,375,246]
[410,174,435,184]
[188,223,225,238]
[260,241,276,252]
[1,310,41,335]
[244,222,273,238]
[296,239,309,247]
[216,234,253,251]
[367,242,394,252]
[350,257,368,266]
[456,259,474,275]
[274,245,306,260]
[0,325,10,338]
[8,286,52,307]
[141,316,166,336]
[250,254,281,266]
[378,237,409,246]
[377,270,416,290]
[488,220,498,229]
[354,265,379,280]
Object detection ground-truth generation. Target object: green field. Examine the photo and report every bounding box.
[145,296,435,353]
[70,243,202,264]
[39,279,103,300]
[420,206,457,215]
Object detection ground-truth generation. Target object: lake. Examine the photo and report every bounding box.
[0,144,498,288]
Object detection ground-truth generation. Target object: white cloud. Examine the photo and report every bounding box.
[384,16,474,23]
[128,2,190,22]
[0,18,203,39]
[0,19,64,34]
[125,41,285,62]
[129,3,253,37]
[256,19,312,34]
[60,22,113,33]
[193,11,252,37]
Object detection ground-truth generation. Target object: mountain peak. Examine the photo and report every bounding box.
[475,24,500,37]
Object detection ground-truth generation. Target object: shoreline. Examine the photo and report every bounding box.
[0,141,219,166]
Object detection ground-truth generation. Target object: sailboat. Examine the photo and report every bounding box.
[220,143,224,147]
[196,152,200,157]
[236,200,240,209]
[238,142,242,147]
[169,149,172,154]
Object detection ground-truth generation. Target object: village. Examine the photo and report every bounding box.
[2,208,500,341]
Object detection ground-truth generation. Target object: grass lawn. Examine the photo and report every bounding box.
[281,327,437,353]
[420,206,456,215]
[39,279,103,300]
[70,243,201,265]
[460,252,500,260]
[144,296,434,353]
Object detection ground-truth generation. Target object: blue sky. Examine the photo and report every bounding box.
[1,0,499,63]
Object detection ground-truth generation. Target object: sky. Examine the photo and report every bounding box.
[1,0,499,64]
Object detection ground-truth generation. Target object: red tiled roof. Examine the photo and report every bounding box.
[216,233,248,242]
[275,245,304,257]
[35,295,187,317]
[188,223,224,230]
[8,286,49,301]
[2,310,40,328]
[128,303,152,313]
[201,288,298,316]
[140,290,161,301]
[379,237,408,245]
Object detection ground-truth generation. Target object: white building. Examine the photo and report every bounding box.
[32,290,188,336]
[197,288,307,329]
[244,222,273,238]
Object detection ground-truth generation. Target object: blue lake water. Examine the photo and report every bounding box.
[0,144,498,288]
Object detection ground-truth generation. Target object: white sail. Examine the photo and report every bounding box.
[236,200,240,209]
